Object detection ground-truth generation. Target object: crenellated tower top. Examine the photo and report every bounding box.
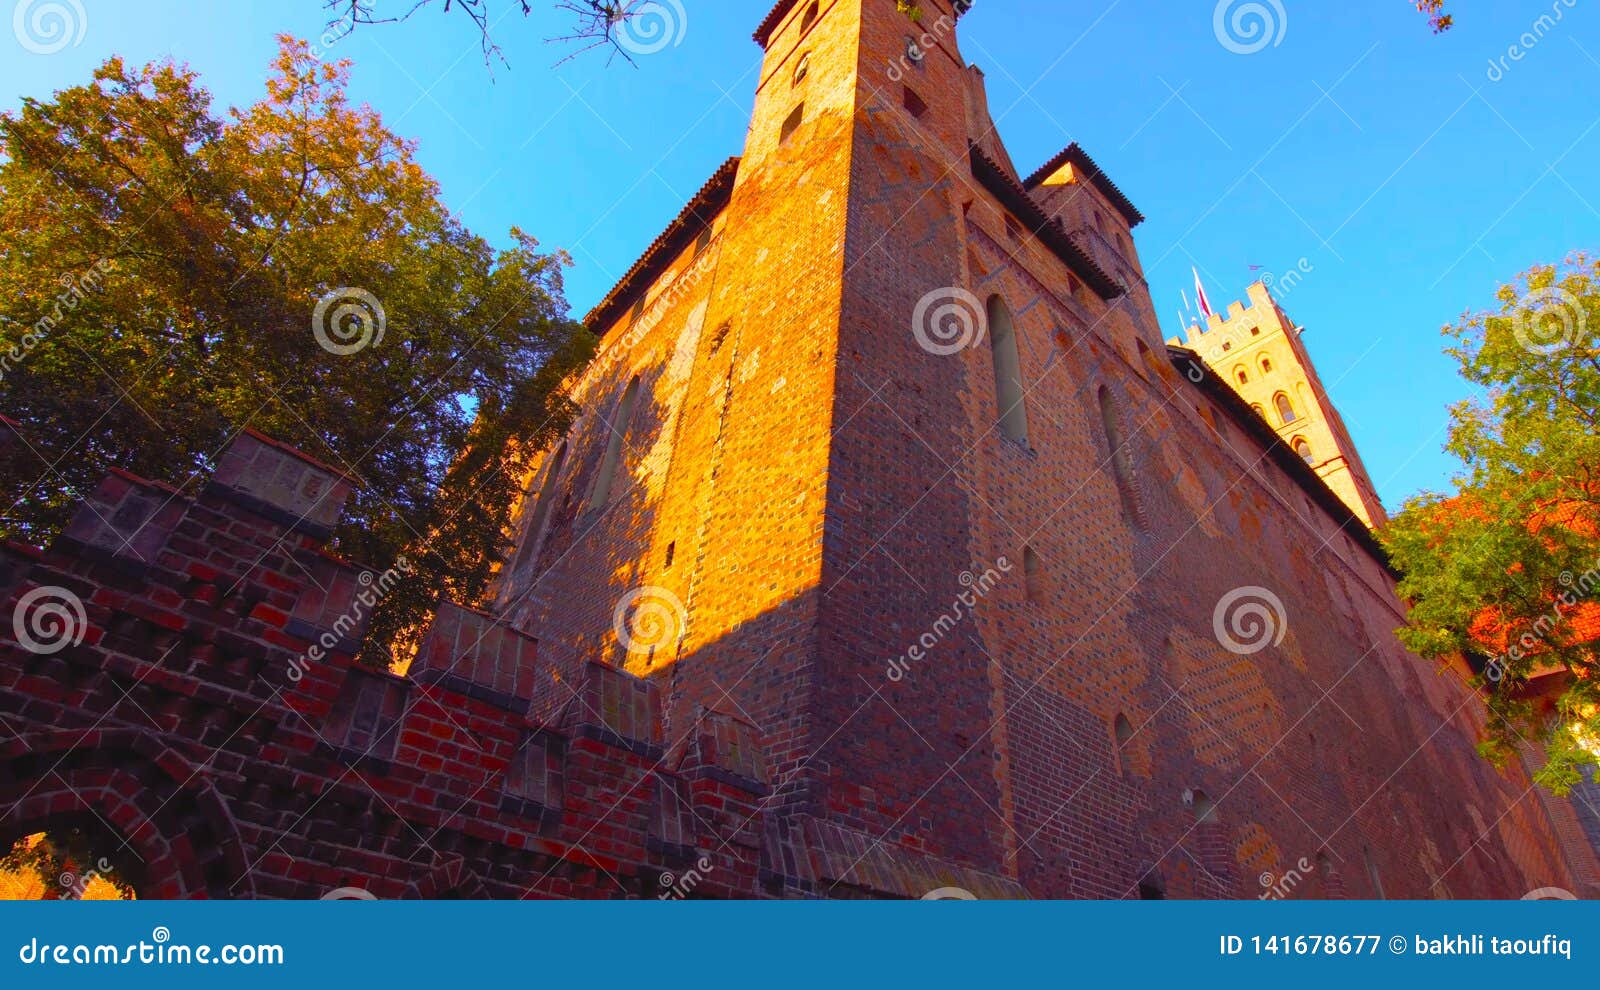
[1173,280,1388,528]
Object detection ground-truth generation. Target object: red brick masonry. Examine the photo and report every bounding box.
[0,427,1021,899]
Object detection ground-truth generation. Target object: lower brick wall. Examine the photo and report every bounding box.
[0,429,1017,900]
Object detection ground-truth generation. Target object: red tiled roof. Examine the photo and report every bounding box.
[754,0,800,45]
[582,158,740,333]
[756,0,974,47]
[969,144,1124,301]
[1022,143,1145,228]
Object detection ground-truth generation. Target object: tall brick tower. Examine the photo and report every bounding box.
[494,0,1597,898]
[1174,281,1388,528]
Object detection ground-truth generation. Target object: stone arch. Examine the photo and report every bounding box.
[0,729,254,899]
[404,854,491,900]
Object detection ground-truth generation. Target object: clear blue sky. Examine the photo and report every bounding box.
[4,1,1596,508]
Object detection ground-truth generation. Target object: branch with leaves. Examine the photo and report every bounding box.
[0,38,595,668]
[1385,255,1598,794]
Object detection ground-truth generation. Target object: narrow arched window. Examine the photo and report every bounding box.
[1294,437,1314,463]
[1099,386,1143,527]
[1234,366,1249,385]
[1136,340,1164,380]
[799,1,818,33]
[1261,356,1273,374]
[1274,392,1298,425]
[1251,403,1265,419]
[1023,546,1045,603]
[1192,789,1218,823]
[1113,713,1134,774]
[590,376,641,510]
[510,442,567,579]
[987,295,1028,445]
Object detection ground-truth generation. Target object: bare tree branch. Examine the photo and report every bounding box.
[323,0,660,69]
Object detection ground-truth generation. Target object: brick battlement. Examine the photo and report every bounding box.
[0,427,1016,898]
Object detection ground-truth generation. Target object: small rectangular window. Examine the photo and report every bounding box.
[902,87,928,119]
[780,103,804,144]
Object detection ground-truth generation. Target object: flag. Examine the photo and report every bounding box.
[1193,267,1214,320]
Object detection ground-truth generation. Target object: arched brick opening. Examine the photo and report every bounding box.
[0,730,254,899]
[404,854,490,900]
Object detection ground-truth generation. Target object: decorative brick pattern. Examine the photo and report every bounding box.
[488,0,1598,899]
[0,423,1014,898]
[2,1,1594,901]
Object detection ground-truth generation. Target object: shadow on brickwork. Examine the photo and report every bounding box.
[0,420,1024,899]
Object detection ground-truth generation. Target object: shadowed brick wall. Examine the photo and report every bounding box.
[490,0,1599,899]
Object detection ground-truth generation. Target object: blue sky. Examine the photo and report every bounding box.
[4,0,1597,508]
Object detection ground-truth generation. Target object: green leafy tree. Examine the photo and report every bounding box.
[0,38,594,666]
[1384,256,1599,793]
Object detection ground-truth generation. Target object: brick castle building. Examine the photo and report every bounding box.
[1,0,1595,899]
[1172,281,1388,529]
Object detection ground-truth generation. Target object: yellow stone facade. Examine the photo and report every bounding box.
[1174,281,1388,528]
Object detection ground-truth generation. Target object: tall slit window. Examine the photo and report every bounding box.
[1114,713,1134,774]
[590,376,641,510]
[1023,546,1045,603]
[780,103,804,144]
[512,442,567,578]
[987,295,1029,445]
[1099,386,1144,528]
